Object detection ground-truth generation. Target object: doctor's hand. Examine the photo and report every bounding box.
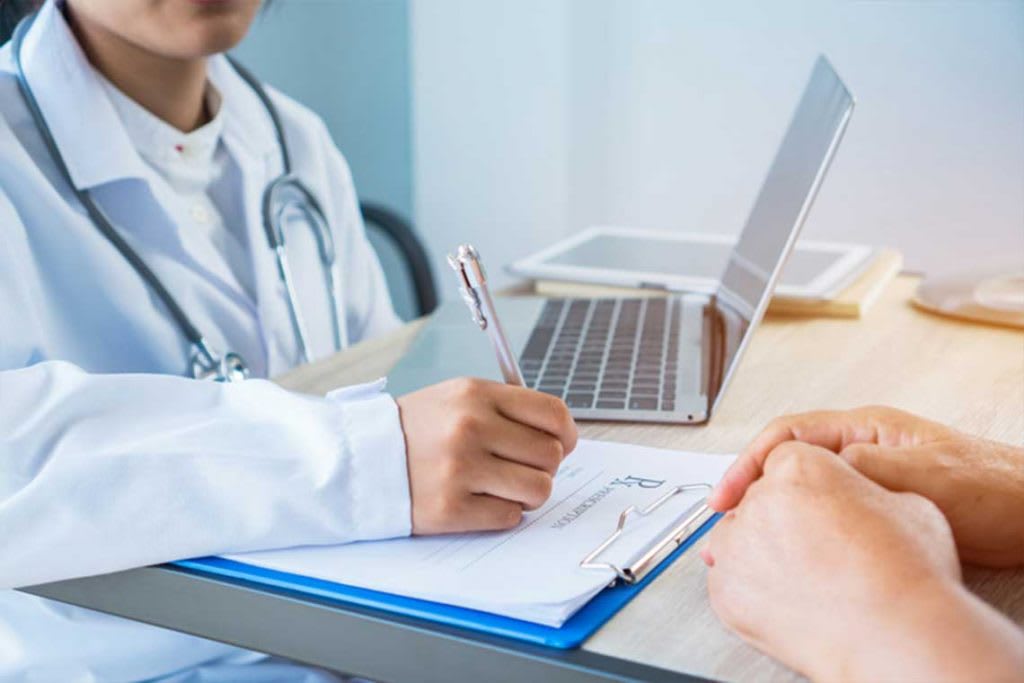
[709,406,1024,568]
[396,377,577,535]
[703,442,1024,683]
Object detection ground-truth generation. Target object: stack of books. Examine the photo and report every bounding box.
[533,248,903,319]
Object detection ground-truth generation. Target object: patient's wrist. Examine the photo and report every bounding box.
[827,576,1024,683]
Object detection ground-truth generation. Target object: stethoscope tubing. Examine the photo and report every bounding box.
[12,15,219,369]
[11,11,347,380]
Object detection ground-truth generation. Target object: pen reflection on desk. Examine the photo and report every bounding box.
[448,244,526,386]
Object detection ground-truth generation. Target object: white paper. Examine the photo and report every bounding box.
[226,440,734,626]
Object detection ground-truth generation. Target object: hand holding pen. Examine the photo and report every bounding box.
[393,244,576,535]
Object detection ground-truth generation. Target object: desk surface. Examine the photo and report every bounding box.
[277,274,1024,681]
[28,275,1023,682]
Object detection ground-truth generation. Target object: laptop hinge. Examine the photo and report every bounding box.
[701,297,726,412]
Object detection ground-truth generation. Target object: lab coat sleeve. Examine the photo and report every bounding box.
[0,188,411,588]
[316,119,405,343]
[0,363,412,589]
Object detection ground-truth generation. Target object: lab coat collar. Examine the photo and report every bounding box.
[17,1,152,190]
[207,56,280,166]
[16,2,280,192]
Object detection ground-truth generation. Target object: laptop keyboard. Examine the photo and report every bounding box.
[520,298,681,412]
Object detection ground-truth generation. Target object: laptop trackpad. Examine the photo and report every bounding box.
[386,298,545,397]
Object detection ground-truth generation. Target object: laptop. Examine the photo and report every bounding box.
[388,56,854,424]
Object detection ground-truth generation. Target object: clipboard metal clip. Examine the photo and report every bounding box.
[580,484,713,586]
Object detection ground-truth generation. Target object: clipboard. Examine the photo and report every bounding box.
[174,486,718,650]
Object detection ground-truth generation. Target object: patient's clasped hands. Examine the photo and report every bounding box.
[394,385,1024,681]
[704,406,1024,682]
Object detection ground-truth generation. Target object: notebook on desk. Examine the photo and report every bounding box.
[176,440,734,648]
[533,248,904,319]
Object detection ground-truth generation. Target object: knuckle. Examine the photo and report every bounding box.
[901,493,955,539]
[841,443,872,469]
[933,442,968,471]
[767,442,824,480]
[501,505,523,529]
[768,441,805,472]
[553,397,573,425]
[549,398,578,451]
[542,438,564,471]
[751,415,796,450]
[532,473,554,507]
[860,404,913,428]
[903,491,943,521]
[764,414,795,436]
[449,412,482,442]
[563,417,579,453]
[438,450,469,484]
[519,472,552,511]
[861,403,897,417]
[449,376,484,400]
[540,393,571,425]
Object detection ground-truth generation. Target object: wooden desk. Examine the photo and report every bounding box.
[27,275,1022,682]
[277,274,1024,681]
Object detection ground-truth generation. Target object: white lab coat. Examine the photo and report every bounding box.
[0,2,411,680]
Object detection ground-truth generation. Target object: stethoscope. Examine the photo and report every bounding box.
[11,11,348,382]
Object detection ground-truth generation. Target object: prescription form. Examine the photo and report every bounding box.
[226,440,734,626]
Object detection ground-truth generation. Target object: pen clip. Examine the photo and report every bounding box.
[447,243,526,386]
[448,244,488,330]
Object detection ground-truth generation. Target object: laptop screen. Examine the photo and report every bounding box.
[713,57,854,408]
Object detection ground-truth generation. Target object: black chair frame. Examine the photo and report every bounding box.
[360,201,438,318]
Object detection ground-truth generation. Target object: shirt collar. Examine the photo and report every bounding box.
[99,74,226,188]
[15,0,279,191]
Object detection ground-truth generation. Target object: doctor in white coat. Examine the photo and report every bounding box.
[0,0,577,680]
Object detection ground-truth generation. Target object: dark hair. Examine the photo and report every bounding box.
[0,0,41,45]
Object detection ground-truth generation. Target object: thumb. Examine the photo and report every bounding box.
[838,442,929,493]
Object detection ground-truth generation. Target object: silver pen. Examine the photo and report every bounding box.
[448,244,526,386]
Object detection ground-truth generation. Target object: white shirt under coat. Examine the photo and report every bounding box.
[0,2,410,680]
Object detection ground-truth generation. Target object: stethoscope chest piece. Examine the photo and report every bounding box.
[191,346,250,383]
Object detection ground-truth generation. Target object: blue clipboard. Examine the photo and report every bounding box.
[175,512,720,650]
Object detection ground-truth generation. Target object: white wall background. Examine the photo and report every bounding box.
[235,1,422,317]
[238,0,412,217]
[411,0,1024,291]
[410,1,573,287]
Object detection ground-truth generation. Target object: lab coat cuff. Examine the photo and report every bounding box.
[327,378,412,540]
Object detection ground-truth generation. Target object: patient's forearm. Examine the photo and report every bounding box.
[836,578,1024,683]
